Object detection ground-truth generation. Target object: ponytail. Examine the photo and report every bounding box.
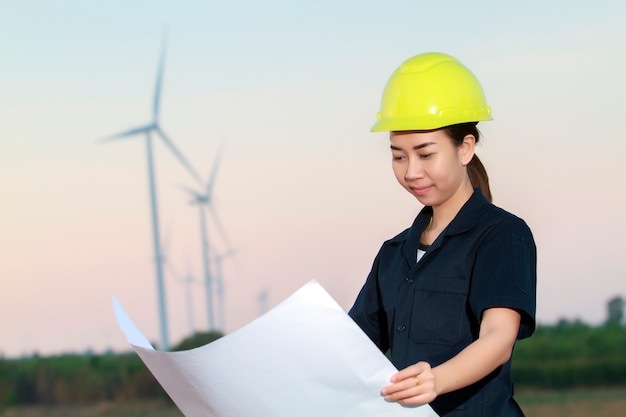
[443,123,492,202]
[467,154,492,202]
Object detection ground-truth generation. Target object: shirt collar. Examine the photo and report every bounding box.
[443,189,491,236]
[398,189,490,263]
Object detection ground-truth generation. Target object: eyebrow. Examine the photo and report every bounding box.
[390,142,436,151]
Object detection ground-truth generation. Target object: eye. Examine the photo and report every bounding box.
[420,153,433,159]
[392,154,405,161]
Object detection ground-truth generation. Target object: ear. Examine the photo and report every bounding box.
[458,134,476,166]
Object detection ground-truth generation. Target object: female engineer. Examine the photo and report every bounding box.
[349,52,537,416]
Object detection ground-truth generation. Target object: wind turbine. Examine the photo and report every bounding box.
[212,248,235,331]
[162,223,199,337]
[100,34,202,351]
[258,289,269,316]
[180,144,230,331]
[165,256,199,336]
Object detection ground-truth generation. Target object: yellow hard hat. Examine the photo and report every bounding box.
[371,52,493,132]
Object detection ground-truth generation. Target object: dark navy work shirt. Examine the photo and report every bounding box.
[349,190,537,416]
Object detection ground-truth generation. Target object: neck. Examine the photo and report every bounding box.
[430,181,474,232]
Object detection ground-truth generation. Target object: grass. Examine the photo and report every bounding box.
[1,388,625,416]
[0,400,182,417]
[517,388,626,417]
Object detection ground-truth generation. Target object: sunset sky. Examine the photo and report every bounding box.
[2,0,625,357]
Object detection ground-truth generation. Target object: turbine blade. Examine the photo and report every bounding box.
[156,127,203,184]
[153,30,168,122]
[164,258,182,281]
[177,183,204,201]
[98,124,153,143]
[217,248,236,262]
[206,141,225,196]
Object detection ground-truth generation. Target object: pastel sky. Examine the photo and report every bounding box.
[2,1,625,357]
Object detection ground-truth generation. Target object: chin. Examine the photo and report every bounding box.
[414,194,436,207]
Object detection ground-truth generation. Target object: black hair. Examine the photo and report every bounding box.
[442,122,492,202]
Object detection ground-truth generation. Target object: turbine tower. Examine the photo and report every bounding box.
[100,33,202,351]
[162,225,198,337]
[165,258,198,336]
[180,145,230,331]
[258,289,269,316]
[213,248,235,331]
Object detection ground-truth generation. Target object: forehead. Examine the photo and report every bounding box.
[389,129,450,148]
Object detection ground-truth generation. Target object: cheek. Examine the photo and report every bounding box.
[439,160,466,186]
[391,163,405,183]
[436,156,461,178]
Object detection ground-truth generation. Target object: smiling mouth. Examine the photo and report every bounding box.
[411,186,432,196]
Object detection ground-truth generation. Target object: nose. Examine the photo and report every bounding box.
[404,157,423,181]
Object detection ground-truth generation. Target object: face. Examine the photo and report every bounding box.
[390,129,475,209]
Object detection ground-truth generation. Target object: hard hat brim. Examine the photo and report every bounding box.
[370,113,493,133]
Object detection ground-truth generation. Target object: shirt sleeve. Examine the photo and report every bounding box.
[348,246,390,353]
[469,215,537,339]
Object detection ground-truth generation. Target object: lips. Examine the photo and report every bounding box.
[411,186,432,196]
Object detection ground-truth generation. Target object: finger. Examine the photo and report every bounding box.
[390,362,428,382]
[382,374,421,397]
[382,381,422,403]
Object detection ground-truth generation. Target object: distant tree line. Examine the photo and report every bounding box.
[0,351,162,407]
[1,305,625,408]
[513,320,626,388]
[513,295,625,388]
[0,331,223,408]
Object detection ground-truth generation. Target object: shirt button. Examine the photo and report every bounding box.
[396,324,406,333]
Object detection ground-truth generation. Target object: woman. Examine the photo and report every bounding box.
[349,52,537,416]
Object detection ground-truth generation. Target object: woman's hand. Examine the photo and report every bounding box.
[382,307,521,405]
[381,361,437,406]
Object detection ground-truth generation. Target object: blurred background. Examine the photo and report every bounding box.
[2,0,625,360]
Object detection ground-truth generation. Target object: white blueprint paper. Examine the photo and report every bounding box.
[113,279,438,417]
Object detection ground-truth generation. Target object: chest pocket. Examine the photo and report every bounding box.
[409,276,470,346]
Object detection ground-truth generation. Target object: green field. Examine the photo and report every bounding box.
[1,388,625,417]
[517,388,626,417]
